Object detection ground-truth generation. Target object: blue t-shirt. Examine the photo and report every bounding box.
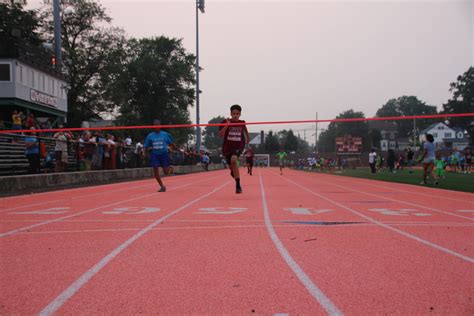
[24,137,39,155]
[144,131,173,155]
[423,141,436,159]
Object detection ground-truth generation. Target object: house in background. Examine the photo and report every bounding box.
[368,121,399,152]
[419,122,469,150]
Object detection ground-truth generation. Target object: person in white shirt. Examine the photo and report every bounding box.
[369,149,377,174]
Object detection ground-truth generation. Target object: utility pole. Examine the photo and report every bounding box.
[53,0,62,70]
[315,112,318,152]
[195,0,205,152]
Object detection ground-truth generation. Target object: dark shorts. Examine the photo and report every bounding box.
[246,157,253,165]
[224,149,242,165]
[150,153,171,168]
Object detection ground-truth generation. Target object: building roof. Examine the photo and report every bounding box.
[419,122,448,135]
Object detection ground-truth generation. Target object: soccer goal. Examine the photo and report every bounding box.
[254,154,270,167]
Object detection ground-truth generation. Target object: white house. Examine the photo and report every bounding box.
[419,122,469,150]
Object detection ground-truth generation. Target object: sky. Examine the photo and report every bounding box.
[28,0,473,141]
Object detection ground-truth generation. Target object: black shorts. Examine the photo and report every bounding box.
[224,149,242,165]
[246,158,254,165]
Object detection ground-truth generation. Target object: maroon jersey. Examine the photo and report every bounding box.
[245,149,254,159]
[220,119,248,155]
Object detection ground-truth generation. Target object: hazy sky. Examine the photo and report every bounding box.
[28,0,473,139]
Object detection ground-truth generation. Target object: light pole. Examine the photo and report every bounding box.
[196,0,205,152]
[53,0,62,70]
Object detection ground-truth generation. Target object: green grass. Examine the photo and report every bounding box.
[304,168,474,193]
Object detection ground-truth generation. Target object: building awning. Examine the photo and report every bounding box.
[0,98,66,118]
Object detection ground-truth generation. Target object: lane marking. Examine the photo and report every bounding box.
[281,175,474,264]
[0,175,223,238]
[259,171,343,316]
[457,210,474,213]
[10,207,70,215]
[368,208,431,217]
[102,207,160,215]
[38,180,231,316]
[284,208,332,215]
[196,207,248,214]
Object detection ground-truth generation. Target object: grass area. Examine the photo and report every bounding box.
[304,168,474,193]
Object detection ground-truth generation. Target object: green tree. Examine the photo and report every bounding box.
[203,116,225,149]
[376,96,437,137]
[442,67,474,143]
[282,129,298,152]
[40,0,127,126]
[0,3,42,46]
[113,37,196,145]
[264,131,280,153]
[317,110,368,152]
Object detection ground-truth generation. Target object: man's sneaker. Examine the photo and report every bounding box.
[158,186,166,192]
[236,186,242,194]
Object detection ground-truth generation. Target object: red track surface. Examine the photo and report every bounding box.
[1,168,473,315]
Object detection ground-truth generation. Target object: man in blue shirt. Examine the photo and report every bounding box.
[25,127,40,174]
[144,119,182,192]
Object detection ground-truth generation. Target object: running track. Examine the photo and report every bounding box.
[1,168,473,315]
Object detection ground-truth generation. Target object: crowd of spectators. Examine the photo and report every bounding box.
[3,110,212,174]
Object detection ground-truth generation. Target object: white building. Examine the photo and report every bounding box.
[419,122,469,150]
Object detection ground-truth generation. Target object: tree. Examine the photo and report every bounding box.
[203,116,225,149]
[316,109,368,152]
[376,96,438,137]
[282,129,298,152]
[40,0,127,126]
[0,3,42,46]
[113,37,196,145]
[264,131,280,153]
[442,67,474,143]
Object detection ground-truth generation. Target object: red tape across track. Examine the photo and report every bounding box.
[1,112,473,134]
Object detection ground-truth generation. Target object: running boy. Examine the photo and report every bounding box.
[219,104,249,194]
[276,150,288,175]
[244,145,255,175]
[144,119,182,192]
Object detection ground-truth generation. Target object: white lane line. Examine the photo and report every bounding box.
[259,171,343,316]
[282,175,474,264]
[38,180,231,316]
[0,171,210,213]
[328,174,474,205]
[0,175,222,238]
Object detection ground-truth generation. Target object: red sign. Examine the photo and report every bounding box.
[335,135,362,154]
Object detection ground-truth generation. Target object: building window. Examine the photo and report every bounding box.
[49,78,54,94]
[445,132,452,138]
[41,75,45,91]
[437,126,444,130]
[0,63,11,81]
[390,133,395,139]
[51,79,55,95]
[432,133,438,138]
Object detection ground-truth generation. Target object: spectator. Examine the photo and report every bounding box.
[78,132,95,171]
[41,119,53,138]
[202,152,210,171]
[26,113,36,129]
[368,148,377,174]
[387,149,396,173]
[134,140,144,168]
[12,110,22,130]
[407,147,415,173]
[103,134,117,170]
[465,148,472,174]
[53,129,71,172]
[25,127,40,174]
